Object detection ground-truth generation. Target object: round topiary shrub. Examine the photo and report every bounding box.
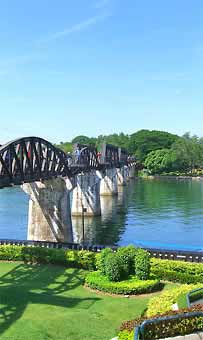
[117,245,138,275]
[105,253,123,282]
[134,249,150,280]
[85,271,162,295]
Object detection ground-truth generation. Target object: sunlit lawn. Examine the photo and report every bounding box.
[0,262,170,340]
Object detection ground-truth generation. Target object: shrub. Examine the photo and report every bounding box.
[0,245,23,261]
[119,305,203,340]
[118,330,133,340]
[134,249,150,280]
[77,250,96,270]
[146,284,203,317]
[17,246,96,270]
[117,245,137,275]
[22,246,54,264]
[105,253,124,281]
[96,248,113,274]
[151,258,203,283]
[85,271,162,295]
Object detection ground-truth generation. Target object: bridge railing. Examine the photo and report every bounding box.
[0,239,202,262]
[134,311,203,340]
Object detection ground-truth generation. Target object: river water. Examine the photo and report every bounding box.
[0,178,202,251]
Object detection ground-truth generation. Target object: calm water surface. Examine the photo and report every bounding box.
[0,178,202,251]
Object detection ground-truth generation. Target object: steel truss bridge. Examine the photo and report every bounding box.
[0,136,136,189]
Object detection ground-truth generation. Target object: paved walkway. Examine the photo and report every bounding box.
[159,332,203,340]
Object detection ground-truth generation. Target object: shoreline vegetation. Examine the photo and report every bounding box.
[140,173,203,180]
[57,129,203,177]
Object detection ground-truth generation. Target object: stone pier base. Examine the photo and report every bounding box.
[116,167,127,186]
[100,168,118,196]
[22,178,73,242]
[71,171,101,216]
[128,165,136,178]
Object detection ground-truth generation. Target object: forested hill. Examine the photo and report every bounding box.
[57,130,203,175]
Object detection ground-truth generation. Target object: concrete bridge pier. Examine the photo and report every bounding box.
[128,164,136,178]
[116,166,127,186]
[100,168,118,196]
[71,171,101,216]
[22,178,73,243]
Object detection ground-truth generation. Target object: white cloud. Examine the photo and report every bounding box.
[38,14,110,45]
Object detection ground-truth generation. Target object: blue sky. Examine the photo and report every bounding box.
[0,0,203,143]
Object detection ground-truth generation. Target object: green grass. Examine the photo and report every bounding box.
[0,262,155,340]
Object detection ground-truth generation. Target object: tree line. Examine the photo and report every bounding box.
[57,130,203,175]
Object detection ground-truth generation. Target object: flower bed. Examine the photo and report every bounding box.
[118,305,203,340]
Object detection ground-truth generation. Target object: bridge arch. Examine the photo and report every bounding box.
[0,136,70,188]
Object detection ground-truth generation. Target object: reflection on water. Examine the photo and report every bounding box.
[0,178,203,250]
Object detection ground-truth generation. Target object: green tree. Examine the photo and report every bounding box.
[129,130,179,161]
[71,135,97,145]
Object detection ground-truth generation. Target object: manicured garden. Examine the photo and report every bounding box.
[0,245,202,340]
[0,261,160,340]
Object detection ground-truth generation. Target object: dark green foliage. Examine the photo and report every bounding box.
[96,248,113,274]
[0,245,96,270]
[96,133,130,150]
[56,130,203,174]
[144,135,203,175]
[105,253,124,282]
[129,130,179,161]
[98,246,138,282]
[77,250,96,270]
[151,258,203,284]
[134,249,150,280]
[22,246,66,265]
[117,245,138,275]
[189,289,203,303]
[72,135,97,146]
[85,271,161,295]
[55,141,73,153]
[119,305,203,340]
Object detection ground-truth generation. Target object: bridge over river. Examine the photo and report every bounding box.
[0,137,138,243]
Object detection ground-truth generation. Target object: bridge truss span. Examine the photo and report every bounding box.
[0,137,71,188]
[0,136,137,189]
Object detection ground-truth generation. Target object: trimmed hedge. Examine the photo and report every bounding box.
[146,284,203,317]
[0,245,96,270]
[0,245,202,285]
[104,252,127,282]
[0,245,23,260]
[151,258,203,283]
[118,305,203,340]
[85,271,162,295]
[96,248,112,274]
[117,245,138,275]
[189,289,203,303]
[134,248,150,280]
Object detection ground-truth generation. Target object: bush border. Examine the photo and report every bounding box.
[85,271,162,295]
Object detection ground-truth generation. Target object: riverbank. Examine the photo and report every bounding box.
[145,175,203,180]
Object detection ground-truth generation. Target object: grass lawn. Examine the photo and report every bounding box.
[0,262,170,340]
